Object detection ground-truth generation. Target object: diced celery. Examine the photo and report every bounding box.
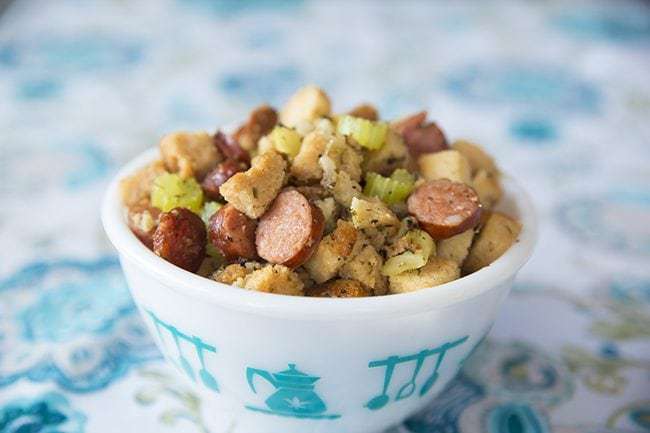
[382,252,427,276]
[363,169,415,204]
[201,201,223,225]
[381,229,434,276]
[403,229,435,258]
[337,115,388,150]
[270,126,301,157]
[151,173,203,213]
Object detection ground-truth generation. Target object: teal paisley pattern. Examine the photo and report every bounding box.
[0,392,86,433]
[1,0,648,432]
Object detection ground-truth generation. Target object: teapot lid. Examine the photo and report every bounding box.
[279,364,309,376]
[274,364,320,384]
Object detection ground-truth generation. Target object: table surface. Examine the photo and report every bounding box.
[1,1,649,432]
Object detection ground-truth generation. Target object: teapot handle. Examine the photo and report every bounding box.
[246,367,277,393]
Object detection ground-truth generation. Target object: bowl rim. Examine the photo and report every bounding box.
[102,147,538,319]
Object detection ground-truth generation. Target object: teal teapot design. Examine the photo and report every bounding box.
[245,364,340,419]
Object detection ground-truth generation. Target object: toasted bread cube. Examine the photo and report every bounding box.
[364,130,411,176]
[303,220,358,283]
[436,229,474,265]
[350,197,400,234]
[307,279,373,298]
[472,169,503,209]
[291,131,328,182]
[160,131,222,180]
[219,150,287,219]
[243,264,304,296]
[463,212,521,273]
[120,160,168,208]
[388,257,459,294]
[280,85,331,128]
[339,244,387,295]
[418,149,471,184]
[451,140,498,175]
[212,264,250,286]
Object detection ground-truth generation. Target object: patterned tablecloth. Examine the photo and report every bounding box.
[1,1,649,432]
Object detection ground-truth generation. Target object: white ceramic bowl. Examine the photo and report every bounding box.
[102,147,537,433]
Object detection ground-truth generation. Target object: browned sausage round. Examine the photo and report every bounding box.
[201,159,248,200]
[307,279,373,298]
[392,111,427,135]
[153,207,206,272]
[213,131,250,164]
[407,179,482,240]
[392,112,448,157]
[233,105,278,151]
[255,189,325,268]
[208,204,258,261]
[403,122,448,157]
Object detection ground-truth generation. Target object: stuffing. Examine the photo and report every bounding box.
[418,149,471,184]
[243,264,304,296]
[280,85,331,128]
[347,104,379,121]
[363,130,411,176]
[219,150,287,219]
[119,160,168,208]
[472,169,503,209]
[350,196,400,249]
[463,212,521,273]
[339,244,387,295]
[388,257,460,294]
[303,219,358,283]
[307,279,373,298]
[436,229,474,265]
[160,132,222,180]
[291,130,328,183]
[451,139,498,175]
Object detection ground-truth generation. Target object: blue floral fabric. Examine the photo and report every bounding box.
[1,1,648,432]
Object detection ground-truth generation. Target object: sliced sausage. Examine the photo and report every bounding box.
[403,122,448,157]
[392,111,427,135]
[256,189,325,268]
[233,105,278,151]
[153,207,206,272]
[213,131,250,164]
[201,159,248,200]
[307,279,373,298]
[407,179,482,240]
[208,204,258,261]
[392,112,448,157]
[127,203,160,249]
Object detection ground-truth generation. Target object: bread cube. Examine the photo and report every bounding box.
[119,160,168,208]
[219,150,287,219]
[472,169,503,209]
[436,229,474,265]
[303,220,358,283]
[463,212,521,273]
[280,85,331,128]
[418,149,471,184]
[243,264,304,296]
[451,140,498,175]
[388,257,460,294]
[290,130,328,182]
[160,131,222,180]
[339,244,387,295]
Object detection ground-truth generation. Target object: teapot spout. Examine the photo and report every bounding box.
[247,367,278,393]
